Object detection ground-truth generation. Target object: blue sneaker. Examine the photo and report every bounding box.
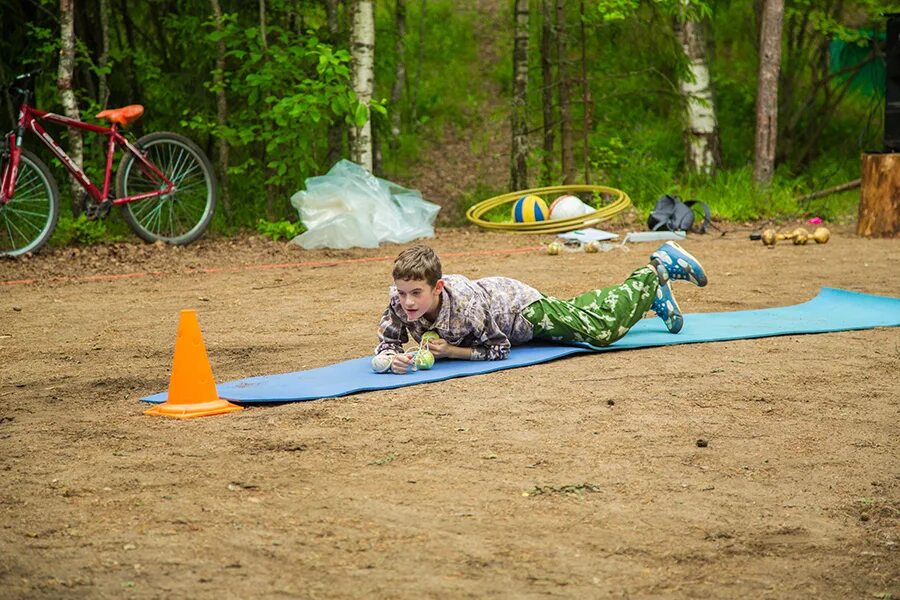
[651,282,684,334]
[650,241,708,287]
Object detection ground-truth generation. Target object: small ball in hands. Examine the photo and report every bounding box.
[371,353,393,373]
[414,349,435,370]
[420,331,440,345]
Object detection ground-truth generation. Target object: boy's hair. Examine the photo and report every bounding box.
[393,244,442,286]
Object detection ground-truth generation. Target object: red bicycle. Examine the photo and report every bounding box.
[1,71,217,256]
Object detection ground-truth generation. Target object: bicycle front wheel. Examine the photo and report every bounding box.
[116,132,217,245]
[0,149,60,257]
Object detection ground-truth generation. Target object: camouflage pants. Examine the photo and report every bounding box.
[521,266,658,347]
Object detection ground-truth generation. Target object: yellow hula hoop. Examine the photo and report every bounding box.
[465,184,632,234]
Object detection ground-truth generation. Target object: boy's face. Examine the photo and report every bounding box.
[395,278,444,321]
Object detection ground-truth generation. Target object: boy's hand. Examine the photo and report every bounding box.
[391,352,415,374]
[428,338,470,360]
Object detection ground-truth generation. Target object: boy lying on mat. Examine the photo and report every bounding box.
[374,243,708,375]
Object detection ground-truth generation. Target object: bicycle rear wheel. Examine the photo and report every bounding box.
[117,132,216,245]
[0,149,60,256]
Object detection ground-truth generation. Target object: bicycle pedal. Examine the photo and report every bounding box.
[84,201,111,220]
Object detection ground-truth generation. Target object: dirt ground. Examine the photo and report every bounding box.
[0,225,898,599]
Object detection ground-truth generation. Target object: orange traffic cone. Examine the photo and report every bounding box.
[145,309,243,419]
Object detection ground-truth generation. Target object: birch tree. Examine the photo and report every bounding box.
[58,0,85,215]
[350,0,375,172]
[510,0,529,189]
[753,0,784,186]
[674,0,720,175]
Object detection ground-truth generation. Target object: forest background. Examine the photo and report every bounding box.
[0,0,895,245]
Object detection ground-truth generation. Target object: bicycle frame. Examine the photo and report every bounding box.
[1,103,174,206]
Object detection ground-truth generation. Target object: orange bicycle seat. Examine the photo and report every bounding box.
[96,105,144,126]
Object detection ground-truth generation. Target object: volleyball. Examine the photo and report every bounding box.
[512,195,549,222]
[549,194,594,220]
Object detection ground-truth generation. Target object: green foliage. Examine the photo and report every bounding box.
[54,214,111,246]
[592,0,642,22]
[374,1,484,134]
[591,0,711,23]
[675,165,861,224]
[457,182,511,226]
[590,136,627,174]
[182,16,363,190]
[256,219,305,242]
[23,22,57,66]
[790,0,900,44]
[679,167,799,222]
[540,0,879,223]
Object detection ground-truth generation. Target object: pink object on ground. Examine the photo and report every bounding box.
[807,217,823,225]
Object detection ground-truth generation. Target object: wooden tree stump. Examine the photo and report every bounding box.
[858,153,900,237]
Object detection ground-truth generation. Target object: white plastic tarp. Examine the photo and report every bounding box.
[290,160,441,249]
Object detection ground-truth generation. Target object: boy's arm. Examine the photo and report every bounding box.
[427,308,508,361]
[469,337,511,361]
[375,304,408,355]
[428,340,474,360]
[467,304,512,361]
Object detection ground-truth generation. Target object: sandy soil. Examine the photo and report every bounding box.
[0,225,898,599]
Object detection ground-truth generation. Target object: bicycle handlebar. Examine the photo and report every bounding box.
[7,70,42,97]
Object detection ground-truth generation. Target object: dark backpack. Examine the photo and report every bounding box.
[647,194,711,233]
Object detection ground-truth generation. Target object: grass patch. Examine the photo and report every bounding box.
[523,482,602,498]
[368,453,397,466]
[256,219,305,242]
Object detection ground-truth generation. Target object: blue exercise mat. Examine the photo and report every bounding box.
[142,288,900,404]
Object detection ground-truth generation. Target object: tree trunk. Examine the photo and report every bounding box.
[97,0,111,108]
[372,120,383,176]
[579,0,591,184]
[540,0,555,185]
[58,0,85,215]
[674,0,721,175]
[259,0,268,50]
[325,0,344,166]
[555,0,574,184]
[2,62,13,124]
[73,5,97,103]
[117,0,144,109]
[389,0,407,149]
[148,3,172,70]
[753,0,784,187]
[350,0,375,172]
[510,0,529,190]
[326,0,340,32]
[858,153,900,237]
[260,0,279,220]
[411,0,427,127]
[209,0,231,219]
